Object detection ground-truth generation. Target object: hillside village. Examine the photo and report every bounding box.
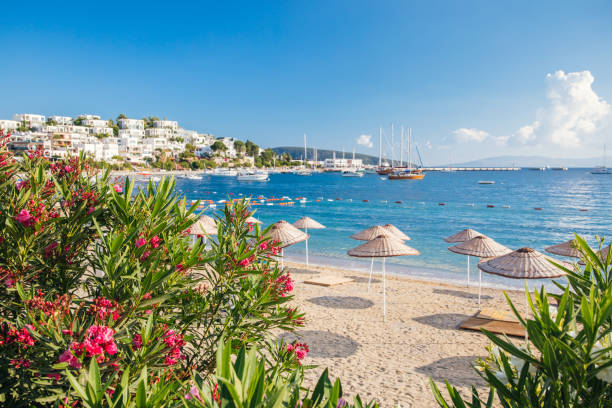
[0,113,313,170]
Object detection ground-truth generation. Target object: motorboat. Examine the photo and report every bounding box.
[185,174,203,180]
[478,180,495,184]
[237,171,269,181]
[295,168,313,176]
[212,168,238,177]
[342,169,364,177]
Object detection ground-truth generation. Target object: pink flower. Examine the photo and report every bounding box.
[140,251,151,261]
[59,350,82,369]
[14,209,34,227]
[132,334,143,350]
[239,258,250,267]
[88,206,95,214]
[47,373,61,381]
[186,385,202,401]
[44,242,59,258]
[113,184,123,193]
[150,235,161,248]
[259,241,268,250]
[135,238,147,248]
[15,180,27,190]
[64,165,73,173]
[175,264,184,273]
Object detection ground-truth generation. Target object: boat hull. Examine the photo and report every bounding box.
[388,173,426,180]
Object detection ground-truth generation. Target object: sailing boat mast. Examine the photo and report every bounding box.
[408,127,412,172]
[303,134,307,168]
[378,127,382,167]
[391,124,394,167]
[400,125,404,167]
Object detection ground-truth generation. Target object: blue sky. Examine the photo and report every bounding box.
[1,1,611,164]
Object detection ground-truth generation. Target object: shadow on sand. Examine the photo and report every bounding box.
[307,296,374,310]
[415,355,486,387]
[433,288,493,300]
[412,313,471,330]
[280,330,359,358]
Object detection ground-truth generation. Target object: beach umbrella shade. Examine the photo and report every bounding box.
[578,244,611,265]
[188,215,217,245]
[444,228,483,287]
[293,216,326,266]
[382,224,411,241]
[246,216,262,224]
[351,225,405,292]
[448,235,512,307]
[265,220,309,268]
[348,235,420,319]
[545,239,581,258]
[478,247,570,340]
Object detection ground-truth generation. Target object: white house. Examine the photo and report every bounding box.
[14,114,45,129]
[117,118,144,130]
[49,116,73,125]
[153,120,179,130]
[324,158,363,169]
[0,120,19,131]
[82,118,109,127]
[81,114,101,121]
[145,127,171,138]
[118,128,145,138]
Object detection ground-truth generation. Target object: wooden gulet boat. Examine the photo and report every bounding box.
[388,127,426,180]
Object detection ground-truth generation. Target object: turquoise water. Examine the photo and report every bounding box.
[171,170,611,289]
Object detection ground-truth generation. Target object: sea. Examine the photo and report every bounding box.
[167,169,611,290]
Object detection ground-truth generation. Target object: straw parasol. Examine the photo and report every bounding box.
[545,239,580,258]
[265,220,309,268]
[448,236,512,307]
[444,228,483,287]
[444,228,482,243]
[187,215,217,246]
[348,235,420,319]
[578,244,610,265]
[382,224,411,241]
[246,216,262,224]
[293,216,326,266]
[478,247,570,340]
[351,225,406,292]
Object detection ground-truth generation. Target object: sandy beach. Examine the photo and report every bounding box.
[281,261,528,407]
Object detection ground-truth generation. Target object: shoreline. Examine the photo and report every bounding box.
[281,260,528,407]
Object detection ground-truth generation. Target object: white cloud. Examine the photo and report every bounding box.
[356,134,373,148]
[514,121,540,144]
[541,70,610,147]
[452,128,489,142]
[424,140,432,149]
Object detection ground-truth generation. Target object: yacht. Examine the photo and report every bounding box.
[185,174,203,180]
[212,168,238,177]
[342,169,364,177]
[237,171,269,181]
[592,145,611,174]
[388,128,426,180]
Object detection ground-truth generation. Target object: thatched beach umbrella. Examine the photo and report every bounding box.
[351,225,404,292]
[293,216,326,266]
[246,216,262,224]
[348,235,419,319]
[545,239,580,258]
[189,215,217,245]
[266,220,309,268]
[444,228,483,287]
[382,224,411,241]
[478,247,570,339]
[448,236,512,307]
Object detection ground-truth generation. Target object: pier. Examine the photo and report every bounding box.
[421,167,521,171]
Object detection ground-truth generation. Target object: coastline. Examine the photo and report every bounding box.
[282,260,527,407]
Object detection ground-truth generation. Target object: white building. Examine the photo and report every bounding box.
[49,116,73,125]
[82,118,108,127]
[117,118,144,130]
[118,128,145,138]
[189,132,214,146]
[216,137,237,158]
[145,127,171,138]
[0,120,19,131]
[153,120,179,130]
[324,158,363,169]
[14,114,45,129]
[81,114,101,121]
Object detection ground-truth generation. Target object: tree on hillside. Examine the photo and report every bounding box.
[233,140,245,155]
[211,140,228,156]
[116,113,127,121]
[245,140,260,157]
[142,116,160,128]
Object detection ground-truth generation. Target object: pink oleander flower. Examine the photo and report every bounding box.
[14,209,34,227]
[150,235,161,248]
[135,238,147,248]
[259,241,268,250]
[47,373,61,381]
[132,334,143,350]
[113,184,123,193]
[88,206,95,214]
[59,350,82,369]
[64,165,73,173]
[71,325,117,360]
[15,180,27,190]
[239,258,251,267]
[140,251,151,261]
[175,264,184,273]
[185,385,202,401]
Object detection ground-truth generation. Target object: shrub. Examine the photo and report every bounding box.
[0,131,308,406]
[430,236,612,407]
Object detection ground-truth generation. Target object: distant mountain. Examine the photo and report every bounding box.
[447,155,600,168]
[271,146,384,165]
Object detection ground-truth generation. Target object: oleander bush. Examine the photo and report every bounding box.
[430,236,612,407]
[0,130,373,407]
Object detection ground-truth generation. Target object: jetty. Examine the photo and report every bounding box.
[421,167,521,171]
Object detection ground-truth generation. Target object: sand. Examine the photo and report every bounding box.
[281,261,528,407]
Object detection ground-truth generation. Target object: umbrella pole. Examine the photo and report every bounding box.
[281,248,284,269]
[382,257,386,321]
[305,226,309,266]
[524,278,529,342]
[478,268,482,309]
[368,257,374,293]
[466,256,470,287]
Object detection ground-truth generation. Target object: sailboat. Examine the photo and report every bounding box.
[388,128,426,180]
[592,145,611,174]
[342,148,364,177]
[296,134,313,176]
[376,126,394,175]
